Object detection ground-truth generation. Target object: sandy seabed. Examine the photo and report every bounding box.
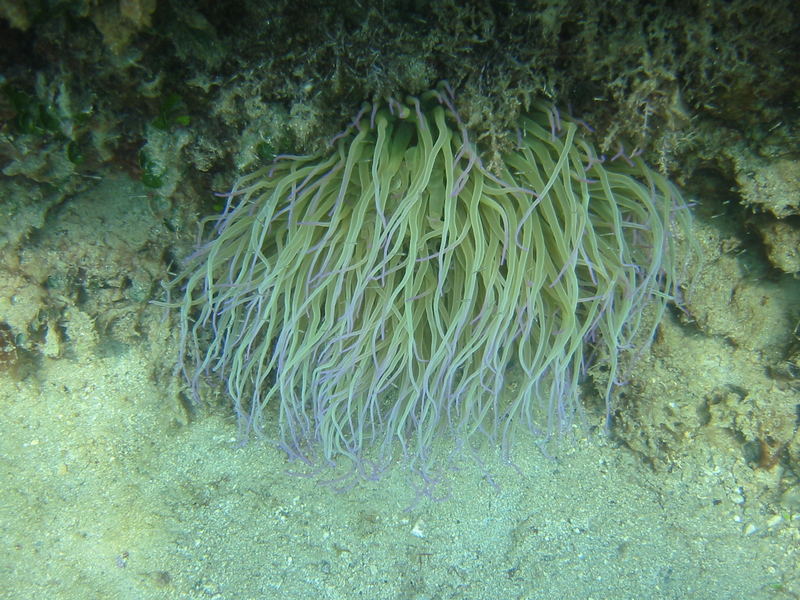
[1,316,798,600]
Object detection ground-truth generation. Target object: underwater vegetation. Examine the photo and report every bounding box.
[171,86,692,479]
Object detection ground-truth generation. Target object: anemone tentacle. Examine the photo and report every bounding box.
[171,88,693,477]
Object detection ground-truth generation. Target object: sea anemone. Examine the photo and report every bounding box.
[170,86,692,479]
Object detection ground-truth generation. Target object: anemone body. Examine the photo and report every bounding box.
[173,90,690,476]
